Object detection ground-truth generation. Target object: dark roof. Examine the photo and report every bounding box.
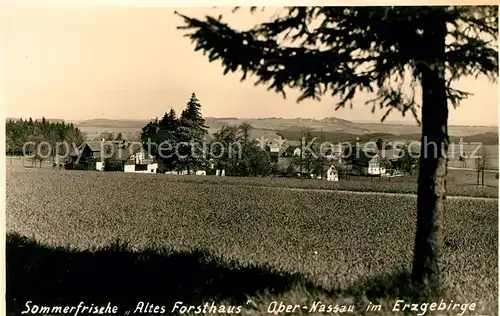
[71,141,147,161]
[88,141,105,152]
[352,150,378,166]
[70,141,109,156]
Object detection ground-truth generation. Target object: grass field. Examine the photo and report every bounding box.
[7,156,498,198]
[6,167,498,315]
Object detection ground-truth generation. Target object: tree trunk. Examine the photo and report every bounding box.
[411,13,448,294]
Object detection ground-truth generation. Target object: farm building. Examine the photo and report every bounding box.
[368,154,387,176]
[124,160,158,173]
[280,146,302,158]
[68,140,157,172]
[123,148,158,173]
[266,144,281,163]
[68,141,105,169]
[352,151,389,176]
[324,146,345,163]
[280,145,296,157]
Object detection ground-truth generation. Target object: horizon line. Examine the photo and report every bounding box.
[5,116,499,128]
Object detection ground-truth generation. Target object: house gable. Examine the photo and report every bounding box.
[368,154,381,166]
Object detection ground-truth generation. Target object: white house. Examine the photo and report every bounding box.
[124,161,158,173]
[216,169,226,176]
[293,148,302,157]
[324,146,344,163]
[123,147,158,173]
[327,165,339,181]
[368,154,387,176]
[96,161,105,171]
[268,145,280,163]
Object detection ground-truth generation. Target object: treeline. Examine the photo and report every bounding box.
[94,132,125,141]
[141,93,275,176]
[210,123,275,176]
[6,117,85,158]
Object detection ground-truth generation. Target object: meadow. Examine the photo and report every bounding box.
[141,168,499,198]
[7,156,498,198]
[6,167,498,315]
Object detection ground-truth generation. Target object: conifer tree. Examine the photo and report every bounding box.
[177,93,208,174]
[176,6,498,292]
[160,108,179,131]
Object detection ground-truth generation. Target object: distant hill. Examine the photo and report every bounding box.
[45,117,498,144]
[76,119,149,128]
[455,132,499,145]
[321,117,353,124]
[382,132,499,146]
[277,129,398,143]
[207,117,239,120]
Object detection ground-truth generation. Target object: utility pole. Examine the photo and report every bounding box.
[476,157,480,186]
[481,159,485,187]
[299,130,303,178]
[320,128,324,179]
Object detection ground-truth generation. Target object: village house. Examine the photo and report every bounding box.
[67,140,108,170]
[68,139,158,173]
[266,143,280,163]
[282,145,344,161]
[280,145,300,158]
[293,147,302,157]
[367,154,387,176]
[326,165,339,181]
[123,146,158,173]
[323,146,345,163]
[352,150,389,176]
[67,141,102,169]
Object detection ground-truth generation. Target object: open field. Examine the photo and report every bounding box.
[6,158,498,197]
[78,126,143,141]
[393,143,498,170]
[6,167,498,315]
[142,169,497,198]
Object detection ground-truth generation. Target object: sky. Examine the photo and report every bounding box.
[1,4,498,126]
